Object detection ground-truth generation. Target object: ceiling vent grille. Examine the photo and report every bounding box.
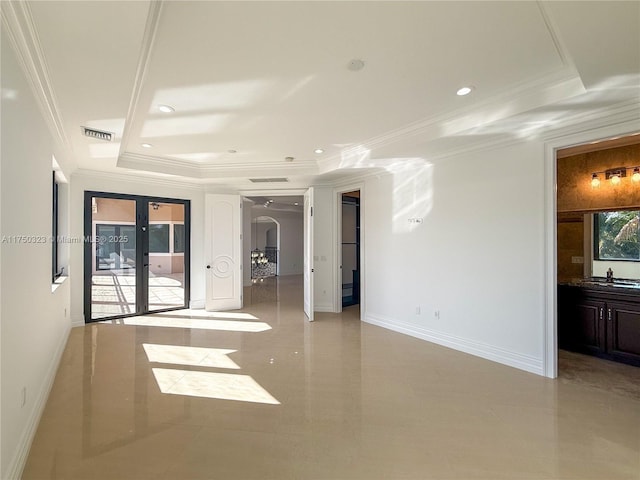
[82,126,113,142]
[249,178,289,183]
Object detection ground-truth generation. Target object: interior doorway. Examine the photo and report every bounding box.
[554,134,640,377]
[341,191,361,308]
[251,216,280,279]
[84,191,190,322]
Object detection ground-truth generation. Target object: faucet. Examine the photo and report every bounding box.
[606,268,614,283]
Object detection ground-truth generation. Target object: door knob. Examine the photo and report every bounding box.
[206,265,211,269]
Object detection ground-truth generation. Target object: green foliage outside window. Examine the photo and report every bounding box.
[595,210,640,260]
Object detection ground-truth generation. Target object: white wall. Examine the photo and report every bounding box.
[68,174,206,322]
[1,31,72,479]
[593,260,640,279]
[252,221,274,250]
[312,187,336,312]
[363,142,546,374]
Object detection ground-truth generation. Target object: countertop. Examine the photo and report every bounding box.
[559,278,640,291]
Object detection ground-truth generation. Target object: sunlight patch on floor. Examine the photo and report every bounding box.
[122,316,271,332]
[153,310,259,321]
[152,368,280,404]
[143,344,240,369]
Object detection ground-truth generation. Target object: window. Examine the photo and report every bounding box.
[174,224,185,253]
[149,224,170,253]
[594,210,640,261]
[52,172,60,281]
[96,224,136,270]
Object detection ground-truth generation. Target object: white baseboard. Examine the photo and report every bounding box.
[5,322,71,480]
[314,304,334,313]
[189,299,205,309]
[364,313,543,376]
[71,315,84,328]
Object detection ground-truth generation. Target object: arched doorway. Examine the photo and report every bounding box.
[251,215,280,279]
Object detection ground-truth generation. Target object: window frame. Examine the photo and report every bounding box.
[52,172,61,281]
[593,210,640,262]
[174,223,185,254]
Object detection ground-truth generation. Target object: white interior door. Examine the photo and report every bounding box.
[303,187,314,321]
[205,194,242,311]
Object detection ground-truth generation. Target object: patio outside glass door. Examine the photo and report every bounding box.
[90,197,137,320]
[85,192,190,322]
[147,201,186,312]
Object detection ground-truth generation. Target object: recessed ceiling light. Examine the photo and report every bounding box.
[141,143,153,148]
[456,86,474,96]
[347,59,365,71]
[158,104,175,113]
[228,149,237,154]
[314,148,324,154]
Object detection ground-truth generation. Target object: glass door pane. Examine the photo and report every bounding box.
[147,202,186,312]
[90,197,137,320]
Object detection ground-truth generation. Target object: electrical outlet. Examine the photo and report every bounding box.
[434,310,441,319]
[415,306,421,315]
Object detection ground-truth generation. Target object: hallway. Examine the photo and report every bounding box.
[23,276,640,479]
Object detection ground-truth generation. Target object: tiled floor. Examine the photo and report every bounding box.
[91,272,185,319]
[23,276,640,479]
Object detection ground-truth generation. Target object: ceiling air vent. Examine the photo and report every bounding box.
[249,178,289,183]
[82,126,113,142]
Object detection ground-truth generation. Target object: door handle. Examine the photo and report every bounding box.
[607,308,612,322]
[206,265,211,269]
[143,263,149,267]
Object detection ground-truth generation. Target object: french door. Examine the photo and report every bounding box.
[84,192,190,322]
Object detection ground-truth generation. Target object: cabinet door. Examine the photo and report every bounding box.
[606,302,640,367]
[569,299,606,355]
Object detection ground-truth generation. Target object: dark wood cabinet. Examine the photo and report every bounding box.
[558,285,640,367]
[606,302,640,366]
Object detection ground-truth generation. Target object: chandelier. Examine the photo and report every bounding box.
[251,249,268,265]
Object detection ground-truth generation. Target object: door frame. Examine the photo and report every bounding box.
[334,182,365,317]
[83,191,191,322]
[253,215,280,276]
[303,187,314,321]
[543,119,640,378]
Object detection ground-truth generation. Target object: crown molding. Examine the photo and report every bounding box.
[413,98,639,164]
[118,152,202,177]
[72,168,206,191]
[118,151,319,178]
[542,98,640,144]
[118,1,164,160]
[1,1,75,170]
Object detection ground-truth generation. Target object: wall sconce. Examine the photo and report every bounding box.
[609,170,623,185]
[590,166,640,187]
